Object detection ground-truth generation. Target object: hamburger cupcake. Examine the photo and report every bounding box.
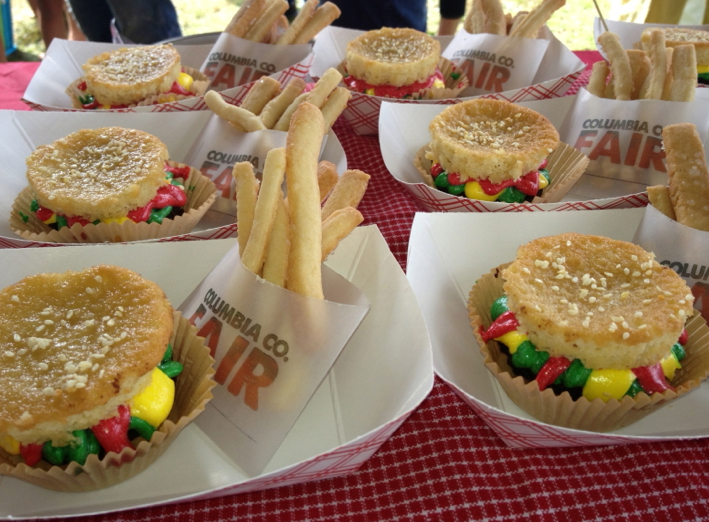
[468,233,709,432]
[67,44,209,110]
[341,27,466,99]
[10,127,217,243]
[414,99,588,203]
[0,265,215,491]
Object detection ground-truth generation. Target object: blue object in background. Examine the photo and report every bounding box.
[1,0,16,56]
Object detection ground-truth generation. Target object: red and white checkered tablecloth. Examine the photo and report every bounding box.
[4,54,709,522]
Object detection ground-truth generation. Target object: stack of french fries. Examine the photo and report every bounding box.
[225,0,341,45]
[589,31,697,102]
[463,0,565,38]
[234,102,370,299]
[648,123,709,232]
[205,68,350,134]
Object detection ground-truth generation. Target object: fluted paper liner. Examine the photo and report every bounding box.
[0,311,215,492]
[10,161,217,243]
[337,56,469,101]
[65,66,209,110]
[414,142,589,204]
[467,265,709,433]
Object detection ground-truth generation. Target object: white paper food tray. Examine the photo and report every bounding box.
[311,26,585,135]
[0,110,346,248]
[379,97,649,212]
[0,224,433,518]
[21,39,314,112]
[407,209,709,447]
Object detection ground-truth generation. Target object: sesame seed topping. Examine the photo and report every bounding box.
[623,332,630,340]
[621,291,630,299]
[42,387,55,396]
[11,295,19,302]
[523,267,531,274]
[552,286,559,291]
[3,351,14,358]
[598,306,605,312]
[13,334,21,342]
[36,325,45,332]
[634,312,643,317]
[58,354,67,362]
[94,275,103,283]
[38,362,48,370]
[85,287,94,294]
[66,310,73,319]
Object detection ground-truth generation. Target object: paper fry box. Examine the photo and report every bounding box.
[634,204,709,323]
[559,89,709,201]
[0,110,345,248]
[379,97,637,213]
[408,209,709,447]
[312,26,585,135]
[200,33,312,92]
[21,39,313,113]
[178,244,370,476]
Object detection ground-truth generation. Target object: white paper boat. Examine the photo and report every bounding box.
[379,97,649,212]
[0,110,345,247]
[312,26,585,135]
[21,39,314,112]
[0,224,433,518]
[407,209,709,447]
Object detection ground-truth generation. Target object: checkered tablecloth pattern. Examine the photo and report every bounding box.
[7,53,709,522]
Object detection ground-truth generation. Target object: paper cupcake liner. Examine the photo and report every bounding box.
[467,265,709,433]
[66,66,209,110]
[0,311,216,492]
[10,161,218,243]
[414,142,589,204]
[337,56,468,101]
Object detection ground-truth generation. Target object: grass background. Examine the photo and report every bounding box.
[9,0,611,59]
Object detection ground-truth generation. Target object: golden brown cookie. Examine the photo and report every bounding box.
[427,99,560,184]
[26,127,169,222]
[345,27,440,87]
[82,44,182,106]
[502,233,695,370]
[0,265,173,445]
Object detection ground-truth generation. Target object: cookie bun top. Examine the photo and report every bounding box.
[428,99,560,184]
[0,265,173,445]
[641,27,709,66]
[82,44,182,106]
[26,127,169,222]
[346,27,441,87]
[502,233,695,371]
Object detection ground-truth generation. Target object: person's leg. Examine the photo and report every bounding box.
[644,0,688,23]
[66,0,113,41]
[35,0,67,48]
[106,0,182,44]
[64,0,86,41]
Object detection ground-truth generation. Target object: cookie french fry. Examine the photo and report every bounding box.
[509,0,565,39]
[643,30,667,100]
[660,47,674,100]
[205,91,267,132]
[627,49,651,100]
[285,103,325,299]
[663,123,709,231]
[321,207,364,261]
[274,92,308,131]
[233,162,260,256]
[320,87,351,130]
[587,61,609,97]
[224,0,254,35]
[481,0,506,35]
[668,44,697,102]
[240,77,282,115]
[262,196,290,287]
[598,32,633,101]
[509,12,528,35]
[647,185,676,221]
[464,0,485,33]
[276,0,317,45]
[306,68,342,109]
[227,0,266,38]
[241,148,287,275]
[260,78,306,129]
[244,0,289,43]
[321,169,371,221]
[317,160,339,203]
[292,2,341,45]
